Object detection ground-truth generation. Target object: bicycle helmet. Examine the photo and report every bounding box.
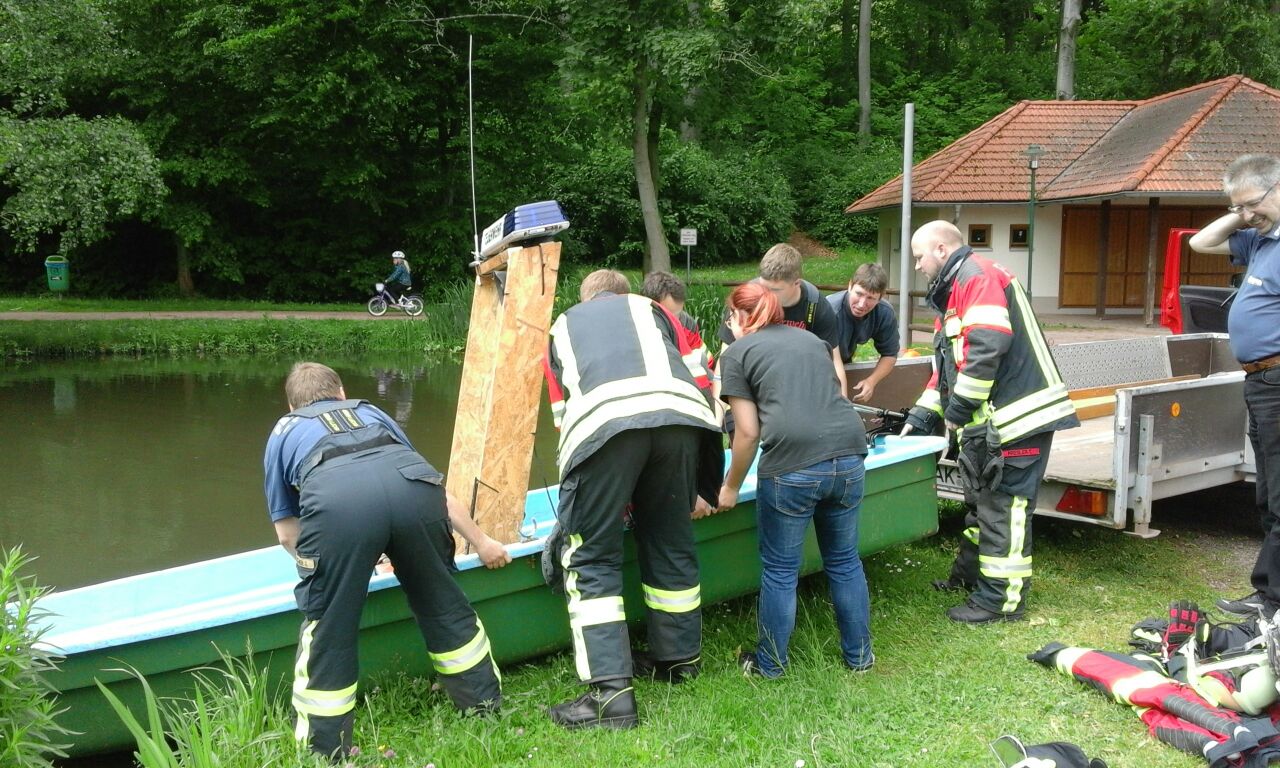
[391,250,406,260]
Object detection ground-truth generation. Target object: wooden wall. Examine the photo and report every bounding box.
[1058,205,1237,308]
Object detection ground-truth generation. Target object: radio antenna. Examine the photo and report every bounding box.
[468,34,480,262]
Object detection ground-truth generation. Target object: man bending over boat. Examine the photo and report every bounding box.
[542,269,722,729]
[263,361,509,760]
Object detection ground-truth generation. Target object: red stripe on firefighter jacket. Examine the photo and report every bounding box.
[543,293,719,479]
[915,249,1079,443]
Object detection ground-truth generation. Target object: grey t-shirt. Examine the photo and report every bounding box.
[718,324,868,478]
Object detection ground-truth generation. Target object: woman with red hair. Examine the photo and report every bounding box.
[716,281,873,677]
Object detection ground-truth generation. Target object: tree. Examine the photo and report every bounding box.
[0,0,164,257]
[1056,0,1081,100]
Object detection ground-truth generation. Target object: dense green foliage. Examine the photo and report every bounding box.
[0,547,70,767]
[2,0,1279,298]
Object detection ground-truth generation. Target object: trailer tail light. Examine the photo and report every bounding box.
[1056,486,1107,516]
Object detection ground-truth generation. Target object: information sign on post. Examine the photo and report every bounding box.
[679,228,697,283]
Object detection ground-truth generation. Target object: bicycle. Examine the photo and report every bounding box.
[367,282,425,317]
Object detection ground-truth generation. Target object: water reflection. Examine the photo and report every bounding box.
[0,355,560,590]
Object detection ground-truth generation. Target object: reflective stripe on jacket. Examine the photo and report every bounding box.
[543,293,719,478]
[912,248,1079,443]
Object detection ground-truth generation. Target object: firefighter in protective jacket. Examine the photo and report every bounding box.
[263,362,508,759]
[902,221,1078,624]
[542,270,722,730]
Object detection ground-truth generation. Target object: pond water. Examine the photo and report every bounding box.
[0,355,560,590]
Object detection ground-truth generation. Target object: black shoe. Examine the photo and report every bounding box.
[548,680,638,730]
[947,599,1024,624]
[632,650,700,684]
[931,577,973,593]
[1217,591,1266,616]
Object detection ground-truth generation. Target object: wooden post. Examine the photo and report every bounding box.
[1095,200,1111,318]
[446,241,561,546]
[1143,197,1160,326]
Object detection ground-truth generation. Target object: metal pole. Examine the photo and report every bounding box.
[685,244,691,285]
[897,103,915,351]
[1027,163,1036,298]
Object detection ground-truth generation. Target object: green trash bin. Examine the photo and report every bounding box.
[45,255,70,292]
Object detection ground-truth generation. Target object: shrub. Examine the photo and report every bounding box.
[0,546,71,767]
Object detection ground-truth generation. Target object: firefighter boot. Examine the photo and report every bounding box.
[548,679,638,730]
[947,597,1024,624]
[631,650,701,684]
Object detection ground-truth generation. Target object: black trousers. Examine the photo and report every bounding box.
[293,446,500,758]
[553,425,703,683]
[1246,369,1280,608]
[949,431,1054,615]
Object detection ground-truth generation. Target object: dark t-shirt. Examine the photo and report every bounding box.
[825,291,900,363]
[717,280,840,350]
[717,324,867,478]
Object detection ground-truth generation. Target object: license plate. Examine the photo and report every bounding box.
[935,459,964,497]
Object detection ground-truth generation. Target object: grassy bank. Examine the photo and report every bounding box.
[2,248,879,361]
[88,492,1250,768]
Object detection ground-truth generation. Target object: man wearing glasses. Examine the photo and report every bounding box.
[1190,154,1280,619]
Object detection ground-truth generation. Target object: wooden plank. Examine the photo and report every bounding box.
[1067,374,1199,402]
[447,242,561,546]
[1044,414,1118,487]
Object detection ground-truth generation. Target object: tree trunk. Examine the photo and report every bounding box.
[858,0,872,134]
[1056,0,1081,101]
[175,236,195,296]
[633,58,670,274]
[838,0,855,107]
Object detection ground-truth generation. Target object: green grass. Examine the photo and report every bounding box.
[0,297,361,313]
[94,498,1249,767]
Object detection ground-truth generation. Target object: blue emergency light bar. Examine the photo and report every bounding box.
[478,200,570,261]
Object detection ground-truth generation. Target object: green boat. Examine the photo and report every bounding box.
[35,439,943,757]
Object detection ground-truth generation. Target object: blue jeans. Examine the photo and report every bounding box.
[754,454,871,677]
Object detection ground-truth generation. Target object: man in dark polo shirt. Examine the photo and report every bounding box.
[1190,154,1280,618]
[825,263,900,403]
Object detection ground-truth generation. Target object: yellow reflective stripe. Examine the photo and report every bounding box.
[995,394,1076,442]
[915,388,943,415]
[293,619,317,742]
[1009,280,1062,386]
[681,348,708,379]
[570,596,626,628]
[293,683,358,717]
[558,385,717,474]
[642,583,701,613]
[319,411,342,433]
[1111,670,1174,704]
[1053,646,1090,675]
[338,408,362,429]
[960,304,1011,331]
[430,622,493,675]
[943,316,961,337]
[991,383,1070,427]
[550,400,565,429]
[562,534,593,680]
[978,555,1033,579]
[1001,496,1030,612]
[953,373,993,400]
[963,526,979,546]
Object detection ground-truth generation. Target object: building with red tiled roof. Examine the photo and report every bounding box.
[848,75,1280,317]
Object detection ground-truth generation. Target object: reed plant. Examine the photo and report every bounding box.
[0,547,71,767]
[96,650,326,768]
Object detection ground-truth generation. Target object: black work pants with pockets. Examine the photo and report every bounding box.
[552,425,703,684]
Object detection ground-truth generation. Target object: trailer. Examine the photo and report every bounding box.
[848,333,1251,537]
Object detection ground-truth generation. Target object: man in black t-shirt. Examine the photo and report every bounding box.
[715,243,846,404]
[826,263,900,403]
